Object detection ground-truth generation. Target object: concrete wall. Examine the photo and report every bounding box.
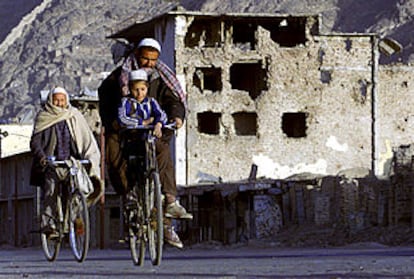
[174,15,374,185]
[377,65,414,177]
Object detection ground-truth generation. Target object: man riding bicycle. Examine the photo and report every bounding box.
[101,38,193,248]
[30,86,102,236]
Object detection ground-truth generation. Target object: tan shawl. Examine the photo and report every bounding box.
[33,90,101,182]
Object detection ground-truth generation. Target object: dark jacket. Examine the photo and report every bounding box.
[147,74,186,122]
[98,66,123,133]
[30,124,78,187]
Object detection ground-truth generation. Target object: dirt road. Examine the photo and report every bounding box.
[1,242,414,278]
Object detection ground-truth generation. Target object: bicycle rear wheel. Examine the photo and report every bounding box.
[129,189,146,266]
[40,197,62,262]
[69,189,90,262]
[148,171,163,266]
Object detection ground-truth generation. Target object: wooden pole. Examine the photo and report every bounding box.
[100,126,105,249]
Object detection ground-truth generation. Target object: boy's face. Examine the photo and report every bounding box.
[129,80,148,102]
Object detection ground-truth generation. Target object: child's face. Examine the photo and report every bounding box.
[129,80,148,102]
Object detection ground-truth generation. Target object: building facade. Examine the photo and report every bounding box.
[109,8,412,186]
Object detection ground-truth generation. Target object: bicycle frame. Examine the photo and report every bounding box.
[40,158,90,262]
[121,123,175,266]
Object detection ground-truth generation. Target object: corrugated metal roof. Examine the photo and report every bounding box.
[0,124,33,158]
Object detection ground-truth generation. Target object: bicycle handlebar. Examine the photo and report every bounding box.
[47,156,90,167]
[122,122,177,131]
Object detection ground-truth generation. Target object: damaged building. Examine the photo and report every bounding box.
[106,6,414,245]
[110,9,385,184]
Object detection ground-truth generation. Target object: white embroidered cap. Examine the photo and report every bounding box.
[137,38,161,53]
[129,69,148,81]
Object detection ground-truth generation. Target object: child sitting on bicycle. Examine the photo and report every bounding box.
[118,69,167,137]
[117,69,192,249]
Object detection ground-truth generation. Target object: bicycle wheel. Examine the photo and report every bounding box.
[129,189,146,266]
[148,171,163,266]
[40,197,62,262]
[68,189,90,262]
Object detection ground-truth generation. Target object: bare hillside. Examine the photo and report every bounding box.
[0,0,413,121]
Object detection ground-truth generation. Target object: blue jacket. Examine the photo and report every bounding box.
[118,96,167,127]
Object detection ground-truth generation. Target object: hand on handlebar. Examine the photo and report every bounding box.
[174,117,183,129]
[40,156,49,167]
[153,122,163,138]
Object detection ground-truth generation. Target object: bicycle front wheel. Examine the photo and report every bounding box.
[69,189,90,262]
[40,197,62,262]
[129,189,146,266]
[41,225,62,262]
[148,171,163,266]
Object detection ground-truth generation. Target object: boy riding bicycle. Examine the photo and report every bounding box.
[118,69,192,248]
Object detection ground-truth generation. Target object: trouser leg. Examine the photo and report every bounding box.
[155,139,177,198]
[42,170,58,229]
[106,132,128,195]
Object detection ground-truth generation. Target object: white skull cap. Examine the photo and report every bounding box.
[137,38,161,53]
[52,86,68,95]
[129,69,148,81]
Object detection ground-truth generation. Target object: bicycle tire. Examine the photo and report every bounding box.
[69,189,90,262]
[129,227,146,266]
[129,188,146,266]
[148,171,163,266]
[40,197,62,262]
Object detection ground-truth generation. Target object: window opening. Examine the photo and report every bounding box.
[232,22,256,50]
[230,62,267,100]
[193,67,222,92]
[198,111,221,135]
[261,17,307,47]
[230,17,308,49]
[185,18,221,48]
[233,112,257,136]
[282,112,307,138]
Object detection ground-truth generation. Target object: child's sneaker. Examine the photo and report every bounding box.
[165,200,193,219]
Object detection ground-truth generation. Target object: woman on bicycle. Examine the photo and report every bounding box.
[30,86,102,235]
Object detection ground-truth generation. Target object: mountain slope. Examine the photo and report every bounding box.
[0,0,413,121]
